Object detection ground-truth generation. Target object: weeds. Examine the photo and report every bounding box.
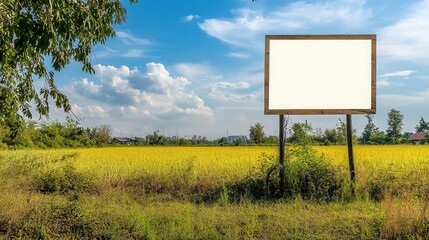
[228,146,346,202]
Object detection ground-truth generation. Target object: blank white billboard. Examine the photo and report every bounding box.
[264,35,376,115]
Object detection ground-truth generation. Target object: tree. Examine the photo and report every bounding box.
[146,130,166,145]
[249,123,265,144]
[289,121,313,144]
[415,117,429,133]
[386,109,404,144]
[324,128,338,145]
[369,131,387,145]
[0,0,137,125]
[96,124,112,145]
[361,114,379,144]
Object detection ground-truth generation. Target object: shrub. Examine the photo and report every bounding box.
[227,146,346,202]
[33,163,95,194]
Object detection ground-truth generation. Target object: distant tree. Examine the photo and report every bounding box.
[324,119,357,145]
[289,121,313,144]
[249,123,265,144]
[401,132,413,144]
[96,124,113,145]
[146,130,166,145]
[369,131,387,145]
[217,137,228,145]
[335,119,346,145]
[415,117,429,132]
[265,135,279,145]
[386,109,404,144]
[313,128,325,144]
[324,128,339,145]
[233,138,243,146]
[361,114,379,144]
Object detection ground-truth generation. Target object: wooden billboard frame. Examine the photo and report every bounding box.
[264,34,376,115]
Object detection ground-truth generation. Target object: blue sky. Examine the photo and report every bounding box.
[51,0,429,139]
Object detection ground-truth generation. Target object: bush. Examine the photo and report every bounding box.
[227,146,346,202]
[286,146,345,201]
[33,163,95,194]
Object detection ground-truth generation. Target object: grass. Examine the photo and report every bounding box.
[1,145,429,239]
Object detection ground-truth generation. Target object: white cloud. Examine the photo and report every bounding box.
[227,52,250,58]
[208,81,258,102]
[199,0,371,49]
[88,105,107,117]
[64,63,213,121]
[116,31,150,45]
[93,32,149,58]
[377,79,390,87]
[183,15,200,22]
[121,49,146,58]
[80,78,102,95]
[380,70,416,78]
[209,81,250,91]
[378,0,429,60]
[173,62,219,82]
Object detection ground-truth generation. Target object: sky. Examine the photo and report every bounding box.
[49,0,429,139]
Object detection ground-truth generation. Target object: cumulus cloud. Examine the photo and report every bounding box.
[379,70,416,78]
[377,79,390,87]
[208,81,258,102]
[183,15,200,22]
[209,81,250,91]
[378,0,429,60]
[199,0,371,49]
[173,62,220,82]
[65,63,213,121]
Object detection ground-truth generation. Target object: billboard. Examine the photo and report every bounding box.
[264,35,376,115]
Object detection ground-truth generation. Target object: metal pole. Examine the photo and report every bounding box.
[279,115,285,196]
[346,114,356,182]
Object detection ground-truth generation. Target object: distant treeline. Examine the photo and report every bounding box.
[0,117,113,149]
[0,109,428,149]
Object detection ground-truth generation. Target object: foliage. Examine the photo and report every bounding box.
[289,121,313,144]
[91,124,112,146]
[0,0,137,126]
[2,146,429,238]
[361,114,379,144]
[230,146,345,201]
[368,130,387,145]
[321,119,357,145]
[415,117,429,132]
[386,109,404,144]
[0,118,112,148]
[145,130,166,145]
[34,163,95,194]
[249,123,265,144]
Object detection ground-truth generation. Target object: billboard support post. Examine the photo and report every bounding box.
[346,114,356,194]
[279,114,285,196]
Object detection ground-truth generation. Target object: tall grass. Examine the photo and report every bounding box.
[2,145,429,238]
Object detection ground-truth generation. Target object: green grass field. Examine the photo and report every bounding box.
[1,146,429,239]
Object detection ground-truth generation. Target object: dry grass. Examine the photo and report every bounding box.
[2,145,429,238]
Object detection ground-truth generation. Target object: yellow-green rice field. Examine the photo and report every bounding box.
[1,145,429,239]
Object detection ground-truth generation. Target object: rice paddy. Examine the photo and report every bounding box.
[1,145,429,239]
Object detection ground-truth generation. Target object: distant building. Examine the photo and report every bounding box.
[408,132,427,144]
[111,137,134,145]
[227,135,248,144]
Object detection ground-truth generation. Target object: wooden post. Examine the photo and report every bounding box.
[279,115,285,196]
[346,114,356,183]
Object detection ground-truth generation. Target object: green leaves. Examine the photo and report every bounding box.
[0,0,137,125]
